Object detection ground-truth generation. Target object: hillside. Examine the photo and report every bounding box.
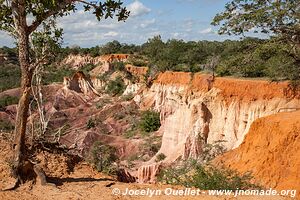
[214,110,300,192]
[0,55,299,199]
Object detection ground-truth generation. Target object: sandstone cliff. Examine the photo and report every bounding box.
[135,72,300,182]
[214,110,300,192]
[62,54,129,72]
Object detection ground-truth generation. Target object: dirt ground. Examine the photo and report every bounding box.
[0,135,295,200]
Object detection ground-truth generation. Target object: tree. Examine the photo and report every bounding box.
[212,0,300,66]
[0,0,129,187]
[205,55,220,78]
[139,110,161,133]
[89,141,117,174]
[100,40,122,54]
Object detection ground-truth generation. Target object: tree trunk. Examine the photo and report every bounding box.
[11,0,34,182]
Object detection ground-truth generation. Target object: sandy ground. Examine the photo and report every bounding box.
[0,140,295,200]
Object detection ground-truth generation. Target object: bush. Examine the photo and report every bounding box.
[97,73,109,82]
[81,63,96,74]
[155,153,166,162]
[43,66,75,84]
[158,160,261,190]
[201,140,227,163]
[121,93,134,101]
[123,130,136,139]
[139,110,161,133]
[89,141,118,174]
[0,64,20,92]
[131,59,148,67]
[0,95,19,109]
[0,119,14,131]
[86,118,96,129]
[106,76,125,96]
[111,61,125,71]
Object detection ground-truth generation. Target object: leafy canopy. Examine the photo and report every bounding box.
[0,0,129,35]
[212,0,300,45]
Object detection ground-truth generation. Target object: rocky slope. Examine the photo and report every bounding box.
[1,63,300,192]
[62,54,129,72]
[214,110,300,193]
[135,72,300,182]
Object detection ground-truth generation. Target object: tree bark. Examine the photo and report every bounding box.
[11,0,34,182]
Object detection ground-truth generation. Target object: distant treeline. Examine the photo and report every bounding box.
[1,36,299,82]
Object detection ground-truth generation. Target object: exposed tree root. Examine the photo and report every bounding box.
[2,160,56,191]
[1,178,19,191]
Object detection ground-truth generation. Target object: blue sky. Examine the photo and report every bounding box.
[0,0,263,47]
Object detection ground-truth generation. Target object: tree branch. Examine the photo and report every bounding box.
[28,0,74,34]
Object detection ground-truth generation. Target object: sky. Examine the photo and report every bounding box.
[0,0,263,47]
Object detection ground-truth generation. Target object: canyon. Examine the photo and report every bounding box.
[135,72,300,185]
[1,54,300,197]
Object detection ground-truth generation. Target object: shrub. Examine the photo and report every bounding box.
[201,140,227,163]
[0,119,14,131]
[95,98,111,109]
[106,76,125,96]
[158,160,261,190]
[155,153,166,162]
[121,93,134,101]
[0,95,19,109]
[123,130,136,139]
[111,61,125,71]
[89,141,118,174]
[97,73,109,82]
[139,110,161,133]
[81,63,96,74]
[86,118,96,129]
[0,64,20,92]
[43,66,75,84]
[132,60,147,67]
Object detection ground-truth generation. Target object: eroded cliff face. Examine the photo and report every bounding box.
[62,54,129,72]
[214,110,300,192]
[135,72,300,182]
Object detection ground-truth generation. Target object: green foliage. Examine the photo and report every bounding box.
[97,73,109,82]
[0,1,129,34]
[81,63,96,74]
[86,118,96,129]
[0,64,20,92]
[212,0,300,79]
[99,40,122,55]
[42,65,75,84]
[158,160,261,190]
[201,141,227,163]
[139,110,161,133]
[111,61,125,71]
[0,95,19,109]
[123,130,136,139]
[106,76,125,96]
[211,0,300,44]
[121,93,134,101]
[155,153,166,162]
[89,141,118,174]
[0,119,14,131]
[95,98,111,109]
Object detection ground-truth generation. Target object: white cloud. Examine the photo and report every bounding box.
[199,27,214,34]
[140,18,156,28]
[127,0,151,17]
[103,31,119,37]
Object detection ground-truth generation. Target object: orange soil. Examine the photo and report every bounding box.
[125,64,148,78]
[0,136,292,200]
[214,110,300,194]
[101,54,130,62]
[155,71,192,85]
[154,71,300,101]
